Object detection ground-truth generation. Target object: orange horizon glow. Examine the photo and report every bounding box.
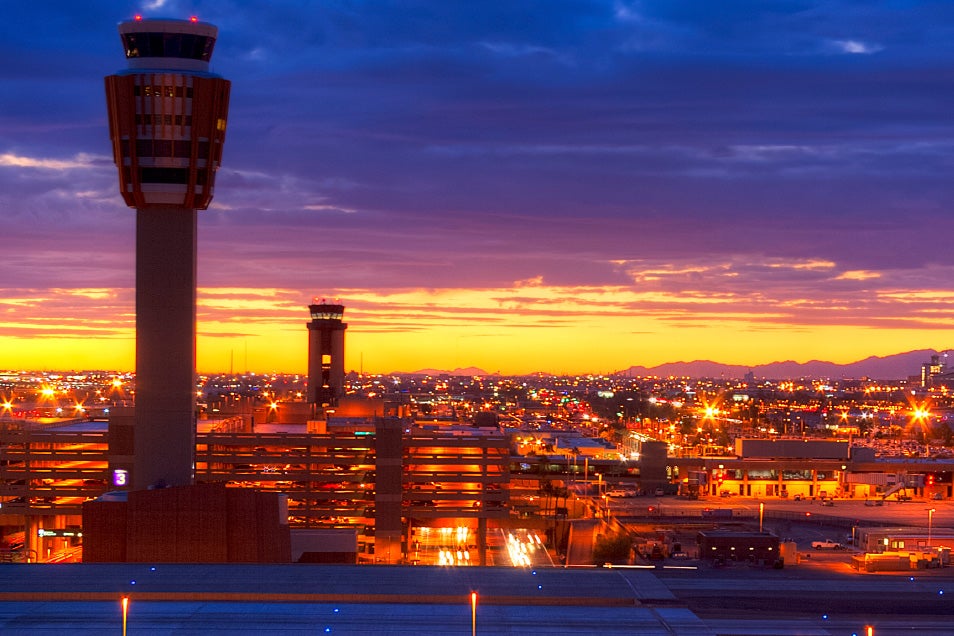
[0,284,951,375]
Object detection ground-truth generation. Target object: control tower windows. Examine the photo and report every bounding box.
[123,32,215,61]
[139,167,207,185]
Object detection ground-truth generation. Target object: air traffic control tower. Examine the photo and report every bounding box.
[105,17,230,490]
[307,300,348,410]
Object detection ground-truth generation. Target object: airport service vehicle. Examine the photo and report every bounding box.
[811,539,843,550]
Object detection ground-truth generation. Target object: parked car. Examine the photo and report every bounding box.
[811,539,843,550]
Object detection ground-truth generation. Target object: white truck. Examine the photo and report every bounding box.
[811,539,843,550]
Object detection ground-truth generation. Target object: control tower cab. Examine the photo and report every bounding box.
[106,16,230,209]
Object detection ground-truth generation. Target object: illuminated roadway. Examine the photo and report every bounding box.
[408,526,553,567]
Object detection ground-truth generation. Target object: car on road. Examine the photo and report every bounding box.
[811,539,843,550]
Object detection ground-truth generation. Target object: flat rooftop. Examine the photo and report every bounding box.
[1,563,953,635]
[0,563,695,635]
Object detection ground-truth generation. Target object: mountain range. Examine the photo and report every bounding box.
[407,350,952,380]
[617,349,952,380]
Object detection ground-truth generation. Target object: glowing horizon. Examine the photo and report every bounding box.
[0,282,950,375]
[3,4,954,376]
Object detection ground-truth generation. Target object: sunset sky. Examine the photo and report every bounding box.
[3,1,954,375]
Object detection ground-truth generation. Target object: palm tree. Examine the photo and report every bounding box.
[538,478,554,514]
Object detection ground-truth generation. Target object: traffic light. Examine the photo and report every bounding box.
[927,474,935,486]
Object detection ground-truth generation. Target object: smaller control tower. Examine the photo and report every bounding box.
[307,300,348,409]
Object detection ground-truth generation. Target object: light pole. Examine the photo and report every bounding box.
[597,473,603,517]
[759,502,764,533]
[121,596,129,636]
[470,591,477,636]
[928,508,936,547]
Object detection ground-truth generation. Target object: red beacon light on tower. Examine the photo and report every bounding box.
[133,14,198,23]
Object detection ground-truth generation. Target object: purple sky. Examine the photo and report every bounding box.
[2,1,954,374]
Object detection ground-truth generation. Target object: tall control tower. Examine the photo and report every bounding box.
[307,300,348,410]
[105,16,230,490]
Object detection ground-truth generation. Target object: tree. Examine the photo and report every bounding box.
[592,532,632,564]
[932,421,953,446]
[538,479,555,514]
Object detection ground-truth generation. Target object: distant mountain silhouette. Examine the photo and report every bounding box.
[394,349,952,380]
[618,349,952,380]
[404,366,493,376]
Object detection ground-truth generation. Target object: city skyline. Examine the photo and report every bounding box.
[3,1,954,375]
